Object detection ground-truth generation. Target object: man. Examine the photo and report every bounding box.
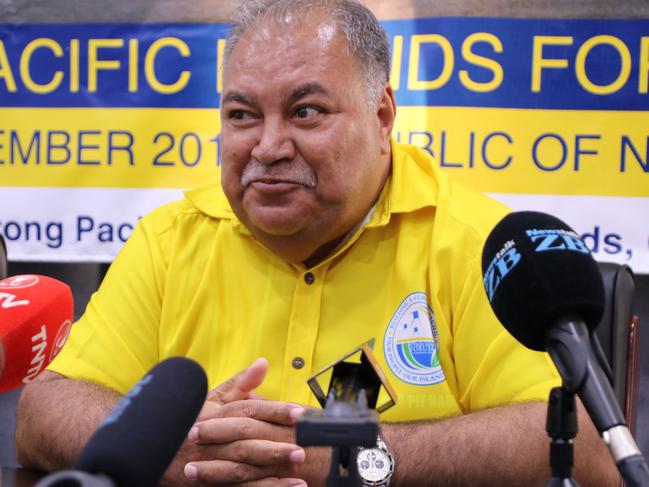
[17,1,618,486]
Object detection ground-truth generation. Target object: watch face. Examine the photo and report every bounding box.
[357,447,393,483]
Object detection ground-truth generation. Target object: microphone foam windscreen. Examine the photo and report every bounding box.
[481,211,604,351]
[75,357,208,487]
[0,274,73,391]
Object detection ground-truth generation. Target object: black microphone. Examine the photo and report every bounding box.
[36,357,208,487]
[481,211,649,487]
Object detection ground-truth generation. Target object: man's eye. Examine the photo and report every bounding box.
[227,109,262,121]
[293,106,321,119]
[227,110,248,120]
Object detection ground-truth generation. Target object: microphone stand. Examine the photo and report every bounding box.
[297,390,377,487]
[543,386,581,487]
[297,341,398,487]
[328,445,361,487]
[546,320,649,487]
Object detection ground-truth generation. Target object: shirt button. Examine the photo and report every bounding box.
[304,272,315,284]
[292,357,305,369]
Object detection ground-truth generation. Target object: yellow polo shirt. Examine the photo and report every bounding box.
[49,140,559,421]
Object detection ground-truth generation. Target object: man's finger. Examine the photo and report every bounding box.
[205,357,269,406]
[190,439,305,467]
[198,400,304,426]
[196,401,221,422]
[190,417,295,445]
[183,459,302,485]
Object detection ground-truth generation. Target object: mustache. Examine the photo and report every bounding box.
[240,161,317,189]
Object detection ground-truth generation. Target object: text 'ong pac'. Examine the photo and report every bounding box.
[0,220,63,249]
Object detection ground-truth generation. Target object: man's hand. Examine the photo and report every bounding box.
[181,358,308,486]
[195,357,272,420]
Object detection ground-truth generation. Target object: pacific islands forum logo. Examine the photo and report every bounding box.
[384,292,445,386]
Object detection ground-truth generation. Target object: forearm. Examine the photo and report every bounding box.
[16,371,120,471]
[381,401,619,487]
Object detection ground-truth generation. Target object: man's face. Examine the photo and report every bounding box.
[220,17,394,264]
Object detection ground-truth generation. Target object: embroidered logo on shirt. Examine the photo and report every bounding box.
[384,292,445,386]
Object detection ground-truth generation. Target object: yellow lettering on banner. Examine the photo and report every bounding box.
[531,36,573,92]
[390,35,403,91]
[145,37,191,94]
[69,39,80,93]
[459,33,503,93]
[576,35,631,95]
[0,40,17,92]
[88,39,124,93]
[129,39,139,93]
[20,39,64,94]
[639,37,649,94]
[216,39,225,93]
[408,34,453,91]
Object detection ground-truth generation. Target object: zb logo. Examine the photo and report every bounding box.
[484,229,591,301]
[484,246,521,301]
[526,231,590,254]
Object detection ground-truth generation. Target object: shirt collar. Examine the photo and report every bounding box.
[366,138,439,228]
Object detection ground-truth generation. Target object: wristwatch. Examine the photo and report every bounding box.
[357,435,394,486]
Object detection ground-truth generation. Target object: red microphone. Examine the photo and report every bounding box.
[0,274,73,392]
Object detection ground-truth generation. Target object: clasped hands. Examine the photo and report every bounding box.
[177,358,316,486]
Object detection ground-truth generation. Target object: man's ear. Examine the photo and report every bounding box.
[376,83,397,155]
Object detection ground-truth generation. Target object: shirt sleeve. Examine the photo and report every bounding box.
[47,216,167,394]
[452,256,560,412]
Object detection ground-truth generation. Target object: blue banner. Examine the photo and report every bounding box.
[1,19,649,109]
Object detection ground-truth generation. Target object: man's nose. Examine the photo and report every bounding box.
[250,117,295,165]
